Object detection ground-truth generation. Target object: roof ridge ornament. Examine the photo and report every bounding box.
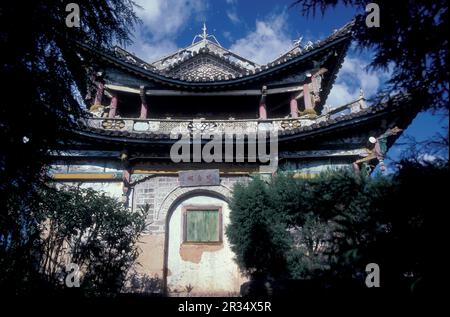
[192,22,222,46]
[293,36,303,47]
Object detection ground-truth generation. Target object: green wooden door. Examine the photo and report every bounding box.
[186,210,219,242]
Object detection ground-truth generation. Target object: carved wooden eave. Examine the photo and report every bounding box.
[65,94,417,151]
[73,20,353,113]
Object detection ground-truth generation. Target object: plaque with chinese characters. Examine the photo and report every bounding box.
[179,169,220,187]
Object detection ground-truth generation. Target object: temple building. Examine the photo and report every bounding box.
[49,22,419,296]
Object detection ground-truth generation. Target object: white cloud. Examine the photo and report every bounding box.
[326,55,390,107]
[130,38,179,62]
[418,153,438,162]
[223,31,233,41]
[227,10,240,24]
[229,12,293,65]
[128,0,206,61]
[225,0,240,24]
[326,83,355,106]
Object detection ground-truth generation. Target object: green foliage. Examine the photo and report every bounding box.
[0,0,138,195]
[287,212,332,279]
[0,185,147,296]
[294,0,449,111]
[227,178,291,278]
[227,161,447,291]
[228,171,374,280]
[0,0,136,292]
[0,0,139,295]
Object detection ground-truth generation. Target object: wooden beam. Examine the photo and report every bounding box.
[104,84,303,96]
[105,84,139,94]
[267,86,303,95]
[131,170,252,175]
[51,173,122,181]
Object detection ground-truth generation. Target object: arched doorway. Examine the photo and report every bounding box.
[163,188,244,296]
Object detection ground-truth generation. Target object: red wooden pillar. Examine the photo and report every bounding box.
[303,82,313,110]
[108,93,118,118]
[94,81,104,105]
[259,86,268,119]
[140,102,148,119]
[259,97,267,119]
[139,86,148,119]
[290,93,299,118]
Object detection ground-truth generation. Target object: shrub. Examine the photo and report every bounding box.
[0,184,148,296]
[226,161,447,292]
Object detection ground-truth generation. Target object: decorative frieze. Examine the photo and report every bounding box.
[82,96,372,137]
[133,121,149,132]
[188,121,219,134]
[102,119,125,130]
[279,148,369,159]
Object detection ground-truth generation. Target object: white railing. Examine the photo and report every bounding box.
[81,98,366,134]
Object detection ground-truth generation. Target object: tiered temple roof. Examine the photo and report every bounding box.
[104,21,354,83]
[57,21,420,171]
[75,21,353,116]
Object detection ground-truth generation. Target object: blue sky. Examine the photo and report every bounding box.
[129,0,447,163]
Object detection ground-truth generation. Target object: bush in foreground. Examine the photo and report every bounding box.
[227,161,447,293]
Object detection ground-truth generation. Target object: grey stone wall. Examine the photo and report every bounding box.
[132,175,250,235]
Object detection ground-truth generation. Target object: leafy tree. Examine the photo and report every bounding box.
[227,162,446,293]
[227,178,291,279]
[293,0,449,111]
[0,185,147,296]
[0,0,138,293]
[286,212,332,279]
[353,160,447,293]
[0,0,138,193]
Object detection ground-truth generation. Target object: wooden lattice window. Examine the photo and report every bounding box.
[182,205,222,243]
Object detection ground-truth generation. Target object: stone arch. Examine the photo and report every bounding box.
[161,185,233,294]
[156,184,233,221]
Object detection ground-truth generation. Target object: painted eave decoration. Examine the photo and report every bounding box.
[75,21,354,90]
[70,93,416,145]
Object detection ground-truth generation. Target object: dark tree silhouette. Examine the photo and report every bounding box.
[227,162,447,295]
[0,1,137,194]
[293,0,449,111]
[0,1,139,294]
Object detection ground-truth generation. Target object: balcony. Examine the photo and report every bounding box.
[80,97,367,136]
